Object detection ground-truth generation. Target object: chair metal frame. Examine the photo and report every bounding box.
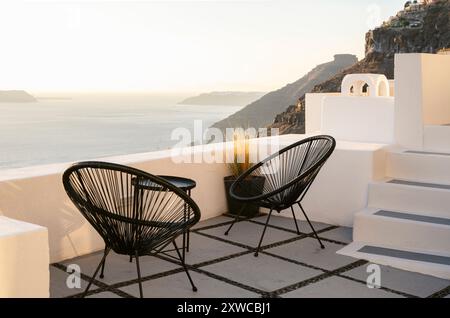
[63,161,201,298]
[225,135,336,256]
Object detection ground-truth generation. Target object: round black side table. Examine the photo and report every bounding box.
[132,175,196,259]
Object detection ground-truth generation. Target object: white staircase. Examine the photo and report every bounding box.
[338,144,450,279]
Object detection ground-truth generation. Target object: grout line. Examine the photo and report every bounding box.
[191,213,266,232]
[195,224,346,253]
[52,263,129,298]
[54,261,185,298]
[192,217,236,232]
[194,228,310,252]
[51,217,432,299]
[260,251,329,273]
[336,274,419,298]
[151,251,270,296]
[194,231,255,250]
[428,285,450,298]
[100,267,186,291]
[191,267,270,296]
[52,263,108,289]
[190,250,254,268]
[248,217,339,236]
[271,260,368,296]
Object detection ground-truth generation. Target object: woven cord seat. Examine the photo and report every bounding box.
[225,135,336,256]
[63,161,201,298]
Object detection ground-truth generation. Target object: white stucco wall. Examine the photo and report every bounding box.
[421,54,450,126]
[321,96,395,144]
[305,93,339,134]
[394,53,450,149]
[0,135,387,263]
[0,217,49,298]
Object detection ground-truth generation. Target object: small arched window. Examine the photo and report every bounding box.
[362,83,370,96]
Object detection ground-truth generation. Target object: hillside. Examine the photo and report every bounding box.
[211,54,357,131]
[0,90,37,103]
[270,0,450,134]
[179,91,266,106]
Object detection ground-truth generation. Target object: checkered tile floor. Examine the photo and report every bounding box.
[50,215,450,298]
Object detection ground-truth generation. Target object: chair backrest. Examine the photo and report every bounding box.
[230,135,336,207]
[63,161,201,254]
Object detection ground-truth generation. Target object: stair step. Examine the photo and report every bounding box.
[368,180,450,218]
[338,242,450,279]
[358,246,450,266]
[405,150,450,156]
[374,210,450,226]
[388,179,450,190]
[354,208,450,254]
[386,151,450,184]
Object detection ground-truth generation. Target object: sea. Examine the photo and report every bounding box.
[0,93,242,170]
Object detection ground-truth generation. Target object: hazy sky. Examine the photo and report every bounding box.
[0,0,405,93]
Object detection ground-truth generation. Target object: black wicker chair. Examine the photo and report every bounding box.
[62,162,201,298]
[225,135,336,256]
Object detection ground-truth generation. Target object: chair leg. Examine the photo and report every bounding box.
[186,230,190,252]
[99,246,108,279]
[224,203,247,236]
[83,247,110,297]
[290,206,301,235]
[173,240,197,292]
[129,255,133,263]
[182,228,187,260]
[134,251,144,298]
[298,203,324,249]
[254,209,273,257]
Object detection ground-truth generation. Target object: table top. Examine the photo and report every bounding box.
[132,175,196,191]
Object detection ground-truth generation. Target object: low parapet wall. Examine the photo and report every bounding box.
[0,135,388,263]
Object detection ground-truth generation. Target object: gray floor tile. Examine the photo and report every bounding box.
[50,266,96,298]
[86,292,122,298]
[62,250,180,285]
[202,253,322,292]
[169,233,247,265]
[192,216,234,230]
[198,221,298,248]
[266,237,357,271]
[319,227,353,244]
[120,271,259,298]
[282,276,404,298]
[252,215,330,234]
[341,264,450,298]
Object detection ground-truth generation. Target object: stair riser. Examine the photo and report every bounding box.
[368,183,450,218]
[387,152,450,184]
[354,214,450,254]
[338,243,450,280]
[424,126,450,152]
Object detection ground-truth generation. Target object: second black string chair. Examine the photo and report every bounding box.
[225,135,336,256]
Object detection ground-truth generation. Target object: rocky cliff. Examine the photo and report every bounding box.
[211,54,357,131]
[271,0,450,134]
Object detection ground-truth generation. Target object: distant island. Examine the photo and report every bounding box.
[0,90,37,103]
[179,91,266,106]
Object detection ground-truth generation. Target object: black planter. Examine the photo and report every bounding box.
[224,175,265,218]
